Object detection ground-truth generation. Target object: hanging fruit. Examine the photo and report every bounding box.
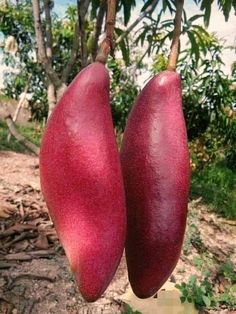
[120,0,190,298]
[40,0,126,302]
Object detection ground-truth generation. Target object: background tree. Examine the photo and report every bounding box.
[1,0,235,121]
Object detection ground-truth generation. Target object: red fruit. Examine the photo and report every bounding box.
[120,70,190,298]
[40,62,126,302]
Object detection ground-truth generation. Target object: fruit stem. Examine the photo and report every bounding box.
[96,0,117,64]
[167,0,184,71]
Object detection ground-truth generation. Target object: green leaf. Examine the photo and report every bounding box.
[115,27,130,65]
[188,14,204,23]
[221,0,233,21]
[91,0,100,19]
[189,275,197,285]
[135,27,149,46]
[202,295,211,307]
[231,284,236,292]
[162,0,174,13]
[192,24,212,37]
[200,0,214,27]
[121,0,136,25]
[180,296,186,303]
[118,39,130,65]
[187,31,200,65]
[141,0,156,13]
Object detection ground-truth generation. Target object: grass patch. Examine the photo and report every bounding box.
[191,162,236,220]
[0,120,42,153]
[0,94,12,102]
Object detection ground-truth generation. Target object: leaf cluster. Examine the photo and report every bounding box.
[176,275,216,309]
[176,259,236,310]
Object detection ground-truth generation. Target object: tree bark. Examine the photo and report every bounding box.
[77,0,91,68]
[92,0,106,61]
[32,0,62,89]
[47,81,57,119]
[44,0,53,61]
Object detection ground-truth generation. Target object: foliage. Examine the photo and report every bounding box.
[194,0,236,26]
[179,33,236,170]
[123,304,142,314]
[191,162,236,219]
[183,222,205,256]
[0,120,42,153]
[219,260,236,284]
[109,59,139,132]
[216,288,236,309]
[0,2,45,113]
[180,35,236,139]
[0,2,86,119]
[0,1,140,125]
[176,258,236,310]
[176,275,216,309]
[1,1,235,117]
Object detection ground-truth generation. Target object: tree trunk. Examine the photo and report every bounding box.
[47,81,57,120]
[47,81,67,120]
[47,81,57,119]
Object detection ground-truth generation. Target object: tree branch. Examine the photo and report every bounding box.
[77,0,91,68]
[167,0,184,71]
[105,0,116,43]
[115,0,159,46]
[5,115,39,156]
[32,0,62,88]
[92,0,106,61]
[44,0,53,61]
[61,22,80,82]
[47,79,57,119]
[96,0,117,64]
[63,0,91,79]
[32,0,46,61]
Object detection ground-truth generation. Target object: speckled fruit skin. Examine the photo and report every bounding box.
[39,62,126,302]
[120,70,190,298]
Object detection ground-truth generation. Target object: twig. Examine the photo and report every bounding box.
[4,115,39,156]
[2,249,56,261]
[0,223,38,239]
[92,0,106,61]
[115,0,159,45]
[167,0,184,71]
[11,273,56,282]
[7,74,32,142]
[3,273,56,291]
[0,261,17,269]
[96,0,117,64]
[4,231,38,249]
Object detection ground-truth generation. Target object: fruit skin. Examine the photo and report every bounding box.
[40,62,126,302]
[120,70,190,298]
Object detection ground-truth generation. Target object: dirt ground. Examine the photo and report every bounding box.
[0,151,235,314]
